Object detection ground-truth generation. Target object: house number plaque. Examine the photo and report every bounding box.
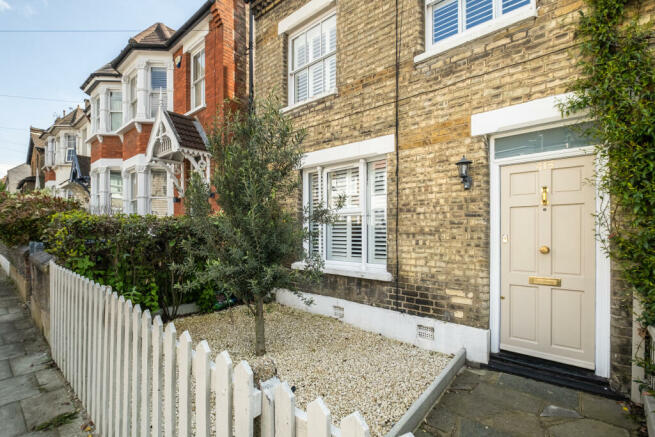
[528,276,562,287]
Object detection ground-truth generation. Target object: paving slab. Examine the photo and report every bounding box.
[0,359,12,380]
[497,372,580,410]
[580,392,640,430]
[0,402,26,437]
[548,418,630,437]
[34,369,65,393]
[414,367,641,437]
[20,389,76,431]
[0,375,41,407]
[0,343,26,360]
[10,352,51,376]
[2,328,38,344]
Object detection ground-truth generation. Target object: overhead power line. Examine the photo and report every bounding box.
[0,94,81,104]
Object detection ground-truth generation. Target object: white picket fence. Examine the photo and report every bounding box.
[48,262,414,437]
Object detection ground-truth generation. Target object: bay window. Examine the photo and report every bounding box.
[306,159,388,275]
[288,11,337,106]
[109,91,122,131]
[149,169,168,216]
[150,67,167,118]
[191,49,206,110]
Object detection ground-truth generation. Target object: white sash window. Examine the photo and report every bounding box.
[306,158,388,276]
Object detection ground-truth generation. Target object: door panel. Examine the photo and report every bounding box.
[500,155,596,369]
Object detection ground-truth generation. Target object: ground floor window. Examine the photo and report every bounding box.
[129,172,137,213]
[306,158,388,269]
[110,171,123,212]
[149,169,168,216]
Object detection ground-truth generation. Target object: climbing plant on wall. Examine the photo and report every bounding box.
[562,0,655,327]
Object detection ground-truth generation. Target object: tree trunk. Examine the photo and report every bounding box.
[255,295,266,356]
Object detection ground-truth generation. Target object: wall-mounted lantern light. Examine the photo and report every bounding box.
[456,156,472,190]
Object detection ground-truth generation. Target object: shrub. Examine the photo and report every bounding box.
[0,191,79,247]
[43,211,213,319]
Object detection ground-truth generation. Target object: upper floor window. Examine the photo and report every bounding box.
[191,49,206,110]
[109,91,122,132]
[129,75,138,120]
[92,97,100,132]
[150,67,167,118]
[288,11,336,106]
[425,0,532,52]
[65,135,76,162]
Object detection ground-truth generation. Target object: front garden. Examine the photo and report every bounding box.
[175,303,450,436]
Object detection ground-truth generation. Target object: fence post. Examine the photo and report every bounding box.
[48,261,55,362]
[214,350,233,437]
[193,340,211,437]
[340,412,370,437]
[307,398,331,437]
[163,322,177,437]
[261,377,281,437]
[141,309,152,437]
[112,294,125,437]
[234,360,262,437]
[131,304,142,436]
[274,382,296,437]
[122,300,134,437]
[102,289,113,436]
[178,330,193,437]
[152,316,164,437]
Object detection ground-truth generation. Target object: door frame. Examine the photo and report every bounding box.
[489,119,611,378]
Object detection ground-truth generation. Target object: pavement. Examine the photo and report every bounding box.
[0,276,92,437]
[415,367,645,436]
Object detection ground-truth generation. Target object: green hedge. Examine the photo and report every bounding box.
[0,191,80,246]
[43,210,216,319]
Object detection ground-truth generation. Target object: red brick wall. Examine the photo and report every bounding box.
[122,124,153,160]
[173,48,191,114]
[90,136,122,163]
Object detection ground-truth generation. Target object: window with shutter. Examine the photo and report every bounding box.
[425,0,534,51]
[150,67,167,118]
[288,10,337,106]
[304,158,388,274]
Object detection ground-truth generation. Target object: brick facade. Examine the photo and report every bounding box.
[254,0,641,392]
[90,136,122,163]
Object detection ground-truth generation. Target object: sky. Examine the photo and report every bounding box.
[0,0,207,178]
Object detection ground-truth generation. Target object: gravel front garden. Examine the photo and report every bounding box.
[175,302,451,436]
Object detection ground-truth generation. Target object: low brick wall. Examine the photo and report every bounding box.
[0,242,53,341]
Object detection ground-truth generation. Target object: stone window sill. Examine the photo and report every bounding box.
[282,90,337,114]
[292,261,393,282]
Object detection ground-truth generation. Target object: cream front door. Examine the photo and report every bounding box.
[500,155,596,369]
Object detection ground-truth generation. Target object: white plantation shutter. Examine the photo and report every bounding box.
[150,67,168,117]
[309,172,321,256]
[289,11,337,105]
[466,0,493,28]
[307,159,387,267]
[367,161,387,264]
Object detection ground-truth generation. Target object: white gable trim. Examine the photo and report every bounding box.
[471,93,583,136]
[301,134,394,169]
[278,0,336,35]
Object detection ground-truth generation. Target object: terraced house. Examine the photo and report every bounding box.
[42,105,91,202]
[250,0,640,395]
[84,0,247,216]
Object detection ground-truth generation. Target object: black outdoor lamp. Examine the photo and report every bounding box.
[456,155,473,190]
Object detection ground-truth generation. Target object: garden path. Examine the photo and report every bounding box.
[0,276,91,437]
[415,367,643,436]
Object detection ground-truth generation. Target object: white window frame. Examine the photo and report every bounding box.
[299,157,391,281]
[65,135,76,162]
[128,74,138,120]
[109,170,123,213]
[109,90,122,133]
[417,0,536,63]
[191,47,206,110]
[149,65,168,119]
[286,8,337,109]
[148,168,168,216]
[129,171,138,213]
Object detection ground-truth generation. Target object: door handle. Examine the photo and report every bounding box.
[539,245,550,254]
[541,186,548,205]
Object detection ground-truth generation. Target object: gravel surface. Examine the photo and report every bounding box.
[175,303,451,436]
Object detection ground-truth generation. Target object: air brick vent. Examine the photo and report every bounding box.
[417,324,435,341]
[333,305,344,319]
